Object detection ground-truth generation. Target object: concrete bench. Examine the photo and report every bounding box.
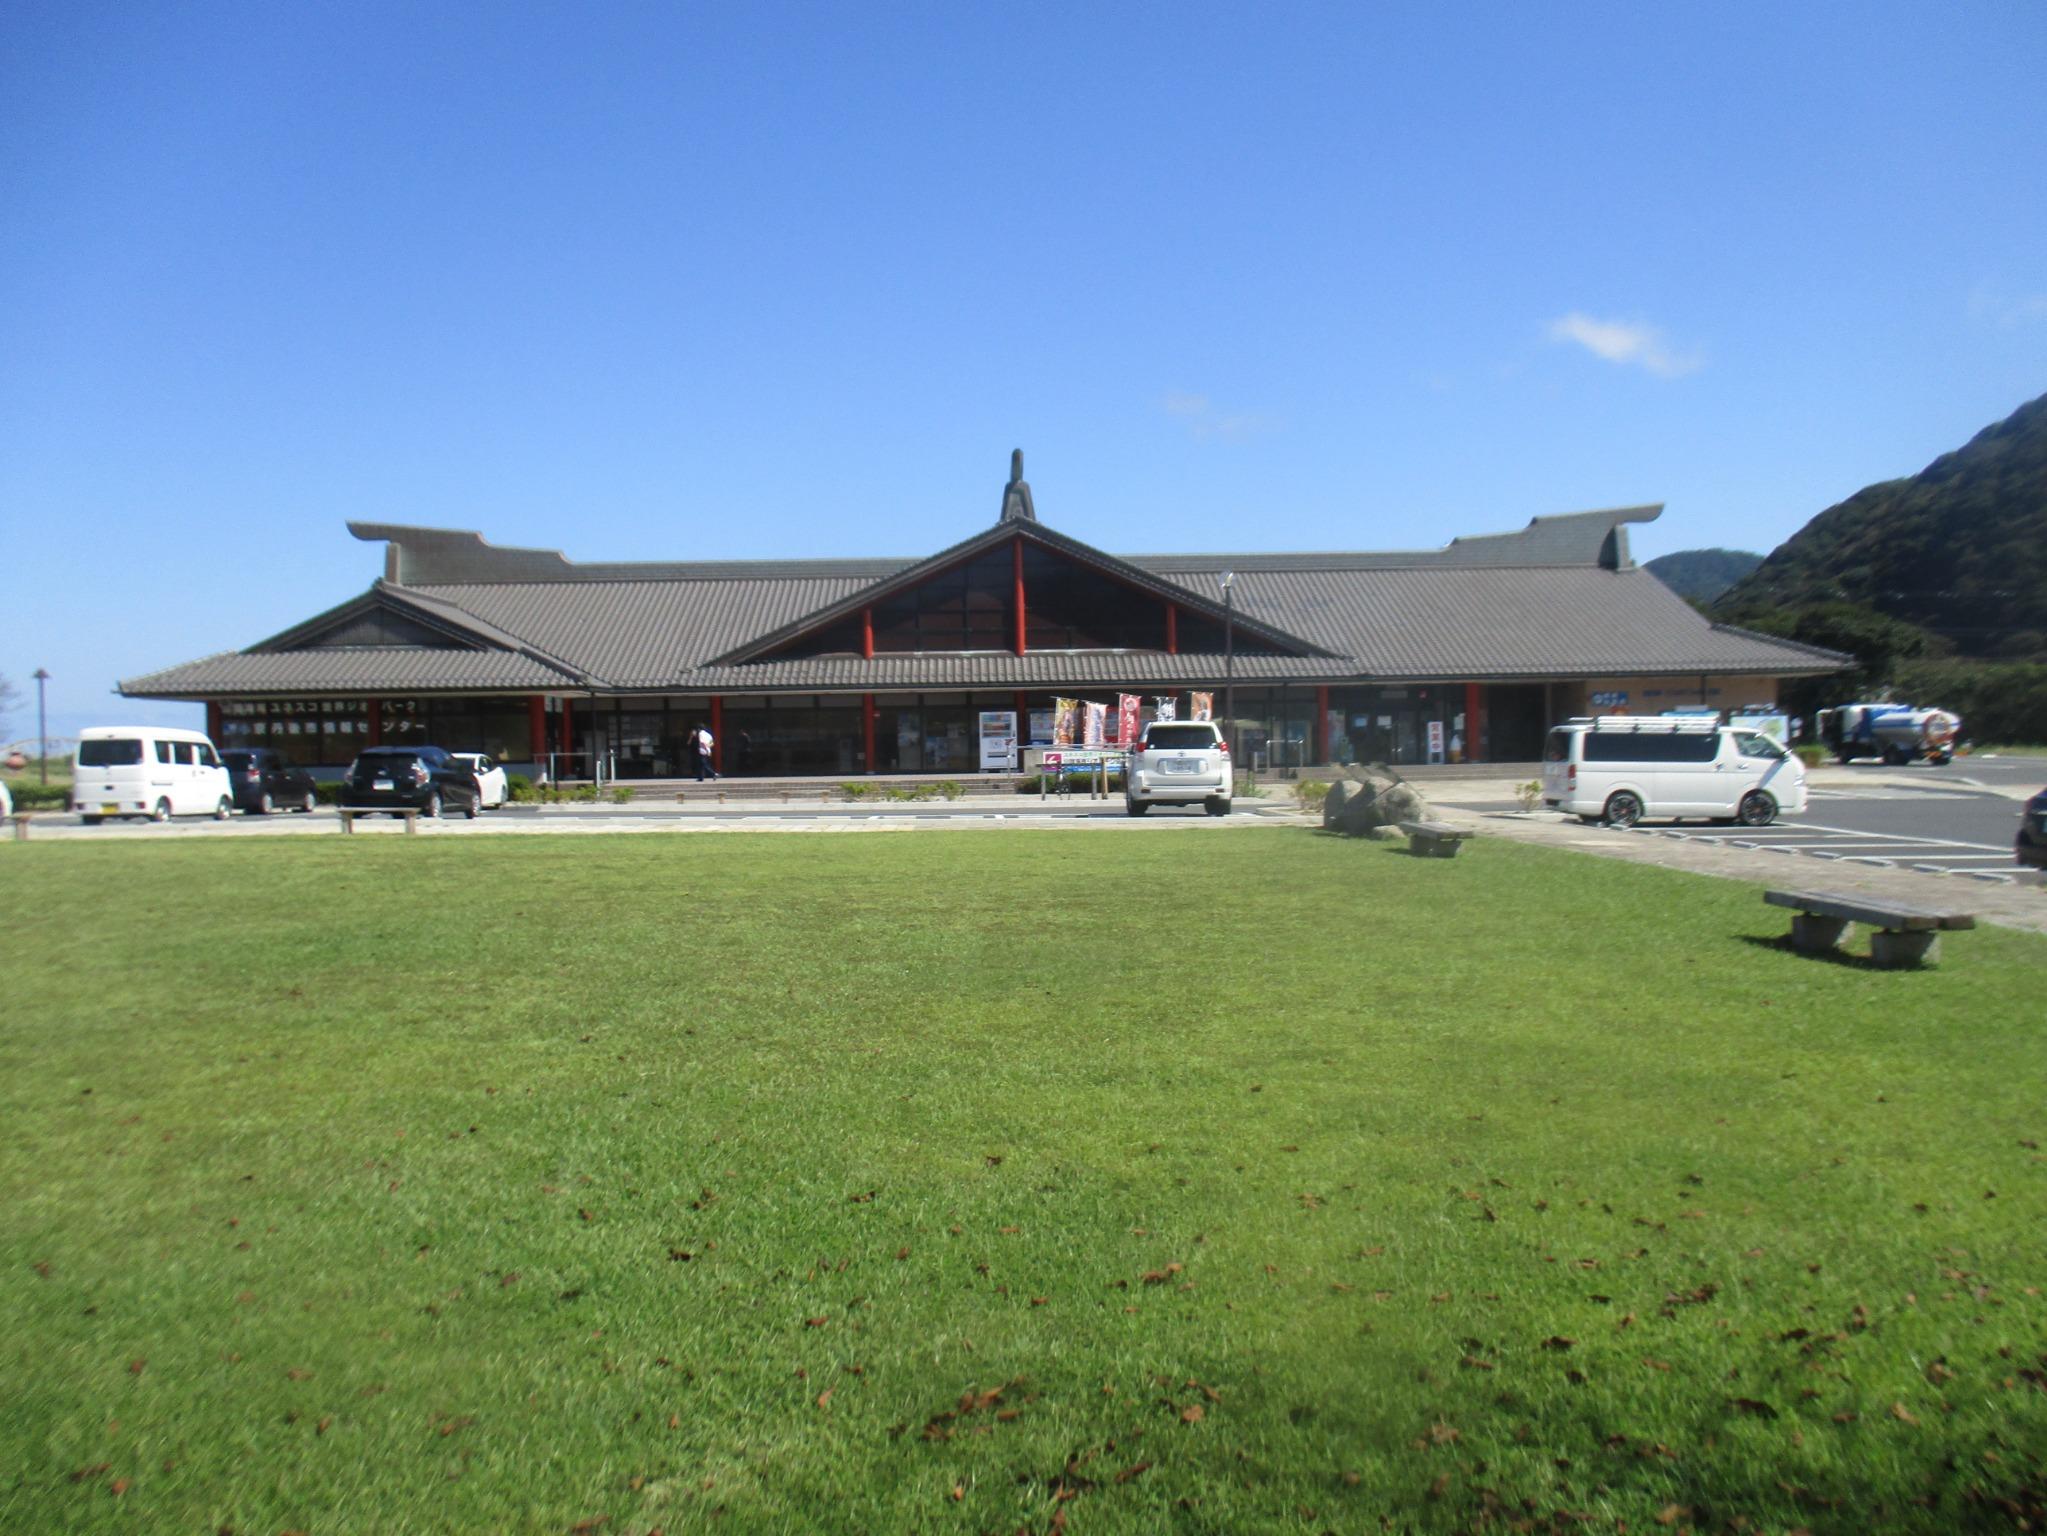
[338,807,421,835]
[1764,888,1975,967]
[7,813,29,842]
[1398,820,1473,858]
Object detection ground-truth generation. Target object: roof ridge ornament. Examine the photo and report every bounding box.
[999,448,1037,523]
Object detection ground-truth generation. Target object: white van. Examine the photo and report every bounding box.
[73,726,234,824]
[1541,715,1807,828]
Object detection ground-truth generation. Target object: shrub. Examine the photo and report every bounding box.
[934,780,964,801]
[506,774,535,802]
[315,782,347,806]
[1514,779,1542,813]
[1293,779,1331,815]
[841,782,871,801]
[607,786,634,804]
[1791,744,1827,768]
[6,781,70,810]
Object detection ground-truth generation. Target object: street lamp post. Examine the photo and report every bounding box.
[32,668,49,784]
[1218,571,1235,771]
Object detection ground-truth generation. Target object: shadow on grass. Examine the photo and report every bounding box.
[1735,931,1931,972]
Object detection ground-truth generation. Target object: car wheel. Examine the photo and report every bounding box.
[1882,744,1907,766]
[463,795,478,820]
[1602,791,1643,829]
[1736,790,1776,827]
[81,815,102,826]
[424,792,441,819]
[1125,799,1150,816]
[299,790,316,813]
[152,798,172,823]
[256,791,273,815]
[1205,797,1230,817]
[215,797,232,821]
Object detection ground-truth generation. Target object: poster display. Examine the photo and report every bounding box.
[1053,698,1079,747]
[978,711,1019,772]
[1190,691,1213,722]
[1153,696,1177,722]
[1117,693,1141,746]
[1426,719,1446,765]
[1083,701,1107,746]
[1027,709,1055,746]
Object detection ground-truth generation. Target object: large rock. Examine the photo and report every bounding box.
[1325,764,1430,837]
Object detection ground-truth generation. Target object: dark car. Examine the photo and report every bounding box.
[221,747,319,815]
[341,746,482,819]
[2019,786,2047,870]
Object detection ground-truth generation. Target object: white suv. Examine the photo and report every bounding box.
[1126,721,1231,816]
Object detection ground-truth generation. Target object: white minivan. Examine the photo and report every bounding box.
[73,726,234,824]
[1541,715,1807,828]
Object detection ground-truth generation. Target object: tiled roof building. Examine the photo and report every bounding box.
[122,453,1846,776]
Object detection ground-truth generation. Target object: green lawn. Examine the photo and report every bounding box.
[3,831,2042,1534]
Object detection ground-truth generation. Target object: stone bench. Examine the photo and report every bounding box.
[1398,820,1473,858]
[338,807,421,834]
[1764,888,1975,967]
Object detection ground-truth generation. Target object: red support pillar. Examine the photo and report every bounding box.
[367,697,382,747]
[863,694,877,772]
[558,696,571,770]
[1465,682,1484,763]
[1165,602,1178,655]
[205,701,223,743]
[711,696,724,773]
[1013,538,1027,654]
[1314,685,1329,764]
[862,607,874,659]
[528,696,547,761]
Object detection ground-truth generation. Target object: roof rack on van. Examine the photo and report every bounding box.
[1574,715,1721,733]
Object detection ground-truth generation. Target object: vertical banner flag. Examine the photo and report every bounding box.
[1190,691,1213,722]
[1053,698,1078,747]
[1153,696,1177,722]
[1117,693,1141,746]
[1083,701,1107,746]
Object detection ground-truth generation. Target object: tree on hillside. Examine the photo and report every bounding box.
[1714,391,2047,654]
[1719,601,1946,722]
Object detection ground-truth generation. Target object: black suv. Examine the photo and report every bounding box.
[2019,785,2047,871]
[221,747,319,815]
[341,746,482,819]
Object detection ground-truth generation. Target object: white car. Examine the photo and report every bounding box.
[73,725,234,824]
[1541,716,1807,828]
[1125,720,1232,816]
[451,753,508,808]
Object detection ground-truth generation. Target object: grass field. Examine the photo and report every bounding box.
[3,830,2043,1534]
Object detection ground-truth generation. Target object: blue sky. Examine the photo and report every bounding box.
[2,0,2042,742]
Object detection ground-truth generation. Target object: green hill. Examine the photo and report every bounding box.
[1715,391,2047,657]
[1643,547,1763,603]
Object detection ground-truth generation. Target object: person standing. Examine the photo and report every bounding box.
[694,722,718,781]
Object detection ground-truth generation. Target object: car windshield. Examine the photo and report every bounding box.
[1145,725,1217,750]
[78,739,144,767]
[1735,733,1786,760]
[223,751,257,770]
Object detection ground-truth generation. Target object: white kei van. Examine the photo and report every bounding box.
[1541,716,1807,828]
[73,726,234,824]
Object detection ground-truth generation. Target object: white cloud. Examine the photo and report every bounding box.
[1968,283,2047,327]
[1546,312,1702,378]
[1158,390,1277,441]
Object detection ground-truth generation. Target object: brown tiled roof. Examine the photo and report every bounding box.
[121,506,1849,699]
